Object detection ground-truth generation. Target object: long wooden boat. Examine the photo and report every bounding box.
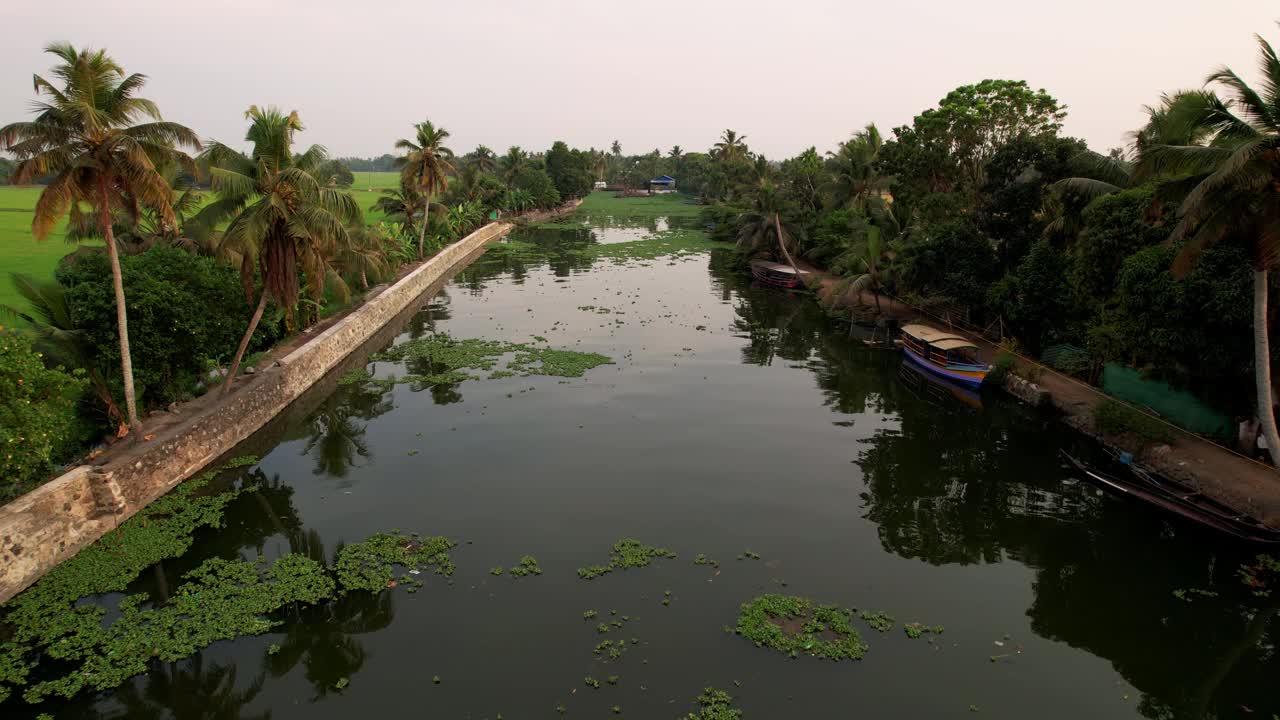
[898,357,983,410]
[750,259,808,290]
[899,324,991,387]
[1061,451,1280,544]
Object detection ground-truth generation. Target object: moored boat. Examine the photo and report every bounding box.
[898,324,991,387]
[750,259,808,290]
[1061,451,1280,544]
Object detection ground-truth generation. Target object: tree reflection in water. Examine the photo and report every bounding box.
[717,254,1280,719]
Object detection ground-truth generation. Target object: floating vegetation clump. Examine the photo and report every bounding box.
[735,594,869,662]
[577,539,677,580]
[1239,554,1280,597]
[365,333,611,389]
[860,610,895,633]
[509,555,543,577]
[903,622,945,639]
[693,554,720,568]
[334,532,456,593]
[683,687,742,720]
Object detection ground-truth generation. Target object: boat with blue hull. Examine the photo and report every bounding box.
[899,323,991,387]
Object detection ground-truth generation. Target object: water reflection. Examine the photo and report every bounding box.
[33,223,1278,720]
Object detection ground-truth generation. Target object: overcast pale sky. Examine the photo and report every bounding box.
[2,1,1275,159]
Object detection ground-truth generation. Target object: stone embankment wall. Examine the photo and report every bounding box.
[0,221,513,603]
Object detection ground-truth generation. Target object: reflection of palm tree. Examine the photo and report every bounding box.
[114,653,269,720]
[301,381,396,478]
[266,534,395,701]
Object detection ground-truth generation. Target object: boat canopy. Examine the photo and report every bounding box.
[932,338,978,351]
[901,324,966,344]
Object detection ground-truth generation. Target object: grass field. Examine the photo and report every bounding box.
[0,183,396,317]
[348,171,400,191]
[0,186,85,317]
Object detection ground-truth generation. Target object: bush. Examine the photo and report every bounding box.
[987,351,1017,385]
[56,246,284,408]
[0,330,87,498]
[1092,399,1176,445]
[511,166,561,209]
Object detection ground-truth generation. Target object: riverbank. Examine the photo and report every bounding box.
[0,221,527,603]
[816,281,1280,528]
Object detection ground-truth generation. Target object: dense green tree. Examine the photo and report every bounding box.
[544,141,593,200]
[56,245,282,406]
[779,147,825,225]
[0,43,200,429]
[0,330,86,498]
[0,156,14,184]
[879,79,1064,204]
[896,220,998,312]
[510,166,560,208]
[979,134,1087,269]
[986,238,1072,353]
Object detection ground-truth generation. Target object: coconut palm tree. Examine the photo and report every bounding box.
[736,180,805,281]
[1136,28,1280,464]
[714,129,749,162]
[395,120,454,258]
[467,144,497,174]
[500,145,527,185]
[372,183,423,232]
[826,124,891,213]
[611,140,622,157]
[196,106,361,394]
[669,145,683,176]
[847,230,895,313]
[0,43,200,429]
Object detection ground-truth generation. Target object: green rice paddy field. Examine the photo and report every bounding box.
[0,182,395,316]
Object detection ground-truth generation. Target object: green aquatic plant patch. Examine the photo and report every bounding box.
[370,333,611,387]
[334,531,456,593]
[509,555,543,577]
[577,539,677,580]
[735,594,869,662]
[683,687,742,720]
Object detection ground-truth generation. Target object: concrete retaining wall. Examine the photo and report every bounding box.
[0,222,512,603]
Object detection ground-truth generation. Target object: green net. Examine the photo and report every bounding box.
[1041,344,1092,378]
[1100,364,1232,439]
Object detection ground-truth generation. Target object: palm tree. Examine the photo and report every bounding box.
[736,180,805,281]
[669,145,683,175]
[611,140,622,157]
[197,106,361,394]
[714,129,749,162]
[500,145,527,185]
[0,43,200,429]
[826,124,891,213]
[65,165,212,256]
[847,229,896,313]
[395,120,454,258]
[467,144,497,174]
[372,184,423,231]
[1136,28,1280,464]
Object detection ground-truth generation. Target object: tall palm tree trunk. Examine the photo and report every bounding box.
[222,291,269,397]
[417,198,430,258]
[773,214,806,289]
[100,180,140,430]
[1253,269,1280,465]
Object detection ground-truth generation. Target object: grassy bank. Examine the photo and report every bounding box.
[573,191,702,223]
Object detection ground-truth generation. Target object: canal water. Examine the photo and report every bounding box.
[27,206,1280,719]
